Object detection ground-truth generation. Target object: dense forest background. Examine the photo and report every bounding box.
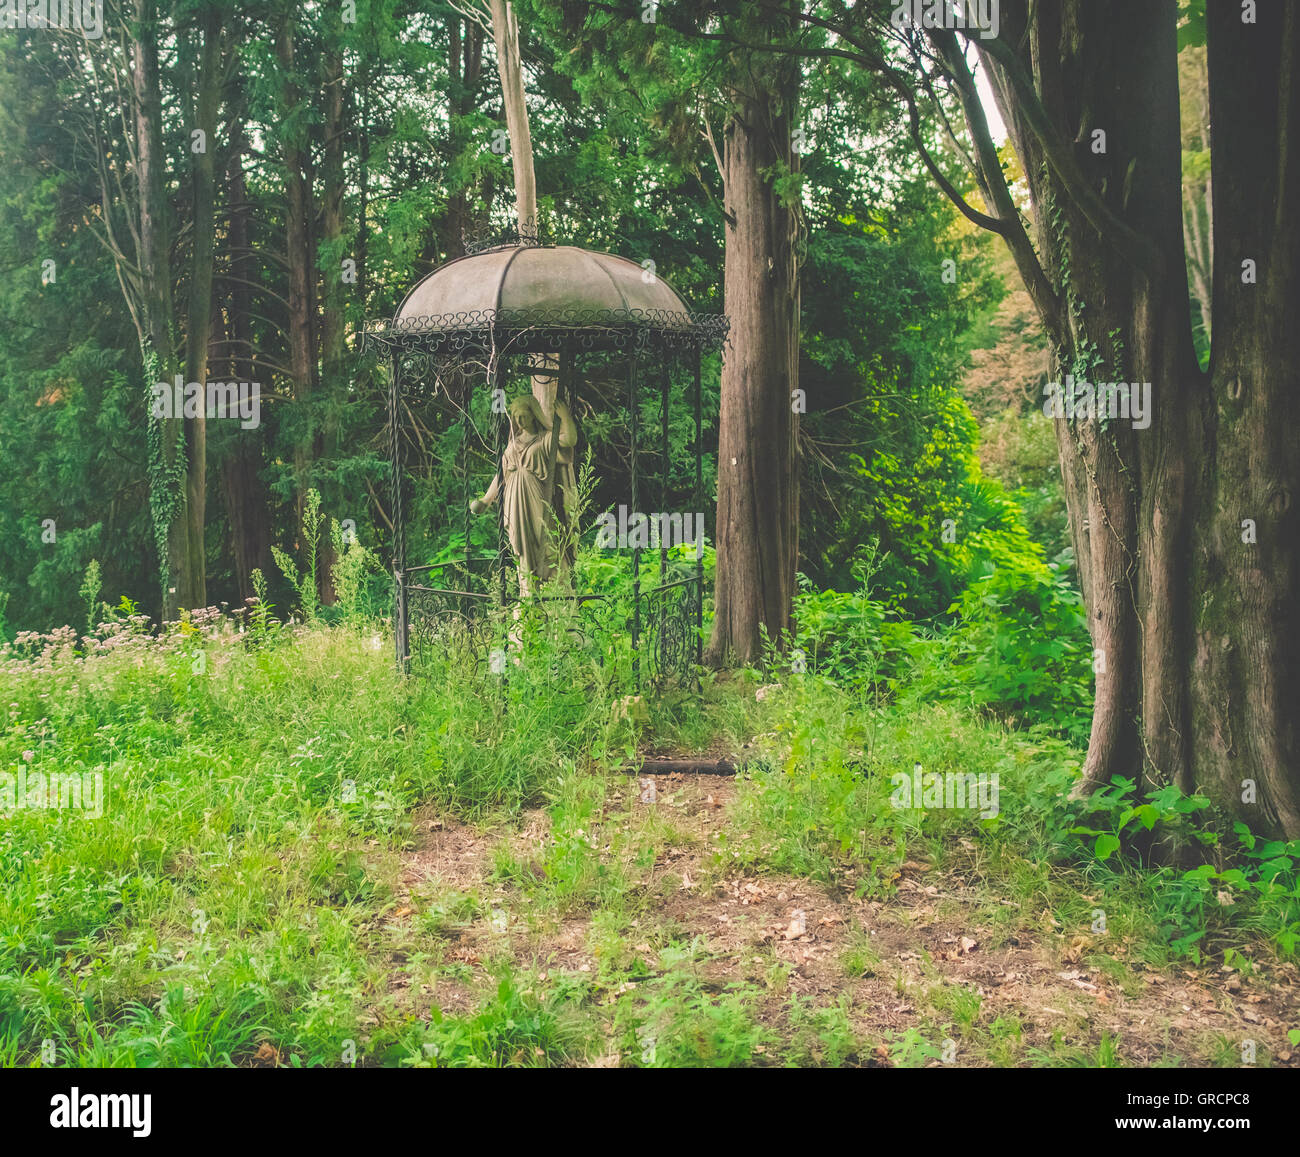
[0,1,1238,774]
[0,3,1082,618]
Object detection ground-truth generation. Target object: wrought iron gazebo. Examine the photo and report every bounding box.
[361,231,728,690]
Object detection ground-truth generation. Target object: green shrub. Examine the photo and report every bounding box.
[907,555,1092,741]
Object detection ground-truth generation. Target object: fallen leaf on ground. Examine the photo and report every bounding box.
[252,1042,280,1067]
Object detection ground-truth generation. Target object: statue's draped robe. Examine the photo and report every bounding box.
[502,420,560,581]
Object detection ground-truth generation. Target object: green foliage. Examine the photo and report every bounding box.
[0,0,1288,1072]
[725,667,1299,974]
[800,217,1003,614]
[888,1028,947,1068]
[0,611,1290,1068]
[1012,767,1300,962]
[1177,0,1207,49]
[1172,828,1300,959]
[793,576,897,693]
[402,972,587,1068]
[78,559,102,639]
[0,605,591,1064]
[792,504,1091,744]
[614,945,768,1068]
[248,568,278,639]
[971,408,1070,560]
[327,520,384,622]
[1068,778,1215,863]
[272,490,324,622]
[912,554,1092,742]
[109,984,273,1068]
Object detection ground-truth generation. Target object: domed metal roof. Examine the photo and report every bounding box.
[398,244,691,321]
[362,242,727,356]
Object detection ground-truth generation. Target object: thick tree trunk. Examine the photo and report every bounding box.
[985,1,1199,797]
[705,49,801,667]
[973,0,1299,835]
[1195,0,1300,834]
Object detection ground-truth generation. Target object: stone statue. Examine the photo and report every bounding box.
[471,393,577,592]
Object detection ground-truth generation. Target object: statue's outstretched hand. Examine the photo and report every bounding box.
[470,498,487,515]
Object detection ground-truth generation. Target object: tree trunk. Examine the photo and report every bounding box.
[1195,0,1300,835]
[276,15,318,528]
[487,0,556,415]
[317,38,347,604]
[222,125,273,601]
[705,43,801,667]
[442,13,484,261]
[180,2,224,614]
[132,0,203,620]
[489,0,536,231]
[970,0,1300,835]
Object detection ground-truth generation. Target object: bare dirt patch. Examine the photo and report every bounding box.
[401,803,496,894]
[390,775,1300,1065]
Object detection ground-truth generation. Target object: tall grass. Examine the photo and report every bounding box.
[0,595,628,1065]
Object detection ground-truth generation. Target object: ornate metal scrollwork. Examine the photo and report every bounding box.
[462,215,554,254]
[640,575,701,689]
[403,555,504,673]
[360,308,729,360]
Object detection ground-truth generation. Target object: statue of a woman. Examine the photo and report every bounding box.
[471,394,577,592]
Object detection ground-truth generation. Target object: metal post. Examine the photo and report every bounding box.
[389,354,409,673]
[694,349,703,669]
[491,358,505,603]
[660,356,670,581]
[629,339,640,688]
[461,373,471,586]
[560,349,575,573]
[492,355,507,711]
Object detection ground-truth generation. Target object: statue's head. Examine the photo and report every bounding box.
[508,395,539,435]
